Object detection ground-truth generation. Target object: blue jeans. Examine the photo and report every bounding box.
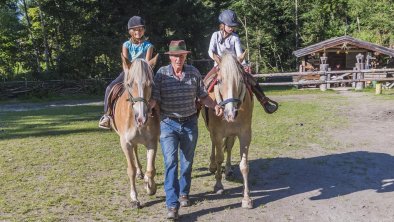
[160,115,198,209]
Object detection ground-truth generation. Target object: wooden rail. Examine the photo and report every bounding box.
[254,68,394,78]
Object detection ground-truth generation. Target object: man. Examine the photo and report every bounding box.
[150,40,222,220]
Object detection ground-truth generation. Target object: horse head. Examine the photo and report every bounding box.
[124,58,154,127]
[215,53,246,122]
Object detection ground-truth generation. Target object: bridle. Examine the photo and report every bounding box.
[126,83,149,106]
[215,76,246,109]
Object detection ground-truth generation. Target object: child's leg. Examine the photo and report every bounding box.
[103,72,125,113]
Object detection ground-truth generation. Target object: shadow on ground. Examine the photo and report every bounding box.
[0,104,102,139]
[178,151,394,221]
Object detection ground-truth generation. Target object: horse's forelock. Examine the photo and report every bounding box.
[219,53,243,92]
[124,59,153,88]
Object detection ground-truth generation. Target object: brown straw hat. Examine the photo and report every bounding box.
[164,40,191,55]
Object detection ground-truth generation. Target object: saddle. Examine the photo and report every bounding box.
[203,67,278,114]
[106,82,125,118]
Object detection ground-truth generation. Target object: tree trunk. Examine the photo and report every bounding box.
[22,0,41,74]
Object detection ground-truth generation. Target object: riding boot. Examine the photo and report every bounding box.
[243,73,278,114]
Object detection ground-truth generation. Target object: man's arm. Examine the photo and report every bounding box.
[199,95,223,116]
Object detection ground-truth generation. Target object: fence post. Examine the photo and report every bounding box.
[375,82,382,94]
[319,53,328,91]
[355,53,365,90]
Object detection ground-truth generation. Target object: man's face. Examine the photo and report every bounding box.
[169,54,187,70]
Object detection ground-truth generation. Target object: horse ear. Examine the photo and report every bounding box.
[213,53,221,66]
[148,53,159,69]
[238,49,247,63]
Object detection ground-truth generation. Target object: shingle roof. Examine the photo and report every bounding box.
[293,35,394,57]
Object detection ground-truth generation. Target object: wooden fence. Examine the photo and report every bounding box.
[254,68,394,91]
[0,79,112,98]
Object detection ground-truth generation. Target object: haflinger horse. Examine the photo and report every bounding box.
[112,55,159,209]
[202,52,254,208]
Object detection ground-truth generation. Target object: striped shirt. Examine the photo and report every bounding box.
[152,64,208,118]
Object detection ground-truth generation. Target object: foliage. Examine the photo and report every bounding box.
[0,0,394,80]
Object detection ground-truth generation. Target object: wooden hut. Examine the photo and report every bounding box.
[293,35,394,86]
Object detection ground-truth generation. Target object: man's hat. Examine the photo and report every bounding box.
[164,40,191,55]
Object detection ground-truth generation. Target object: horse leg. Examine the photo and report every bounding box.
[120,139,141,209]
[239,132,253,209]
[224,136,236,180]
[213,137,225,194]
[209,142,216,173]
[133,145,144,180]
[144,144,157,196]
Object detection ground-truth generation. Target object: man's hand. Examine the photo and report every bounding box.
[214,104,223,117]
[148,99,157,116]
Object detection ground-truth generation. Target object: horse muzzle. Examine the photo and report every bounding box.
[135,112,148,127]
[224,107,238,122]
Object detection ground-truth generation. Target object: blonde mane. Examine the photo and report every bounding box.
[124,58,153,88]
[219,53,244,94]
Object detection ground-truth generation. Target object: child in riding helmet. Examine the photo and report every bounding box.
[99,16,154,129]
[206,9,278,114]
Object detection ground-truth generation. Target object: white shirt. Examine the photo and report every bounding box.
[208,31,243,66]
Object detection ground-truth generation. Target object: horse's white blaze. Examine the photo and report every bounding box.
[136,81,145,122]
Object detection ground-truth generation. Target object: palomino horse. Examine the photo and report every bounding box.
[202,53,254,208]
[113,58,159,208]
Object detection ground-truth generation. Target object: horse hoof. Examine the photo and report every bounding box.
[214,185,224,195]
[145,182,157,196]
[137,172,144,180]
[209,166,217,174]
[225,171,234,180]
[241,199,253,209]
[130,201,141,209]
[216,189,224,195]
[146,185,157,196]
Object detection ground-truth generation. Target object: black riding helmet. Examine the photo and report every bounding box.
[218,10,238,27]
[127,16,145,30]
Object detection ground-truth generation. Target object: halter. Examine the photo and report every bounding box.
[126,83,149,106]
[215,77,246,109]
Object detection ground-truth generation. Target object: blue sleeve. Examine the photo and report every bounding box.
[144,41,153,51]
[123,40,130,49]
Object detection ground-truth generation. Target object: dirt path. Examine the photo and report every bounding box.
[165,91,394,222]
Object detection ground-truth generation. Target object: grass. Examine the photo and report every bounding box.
[0,90,346,221]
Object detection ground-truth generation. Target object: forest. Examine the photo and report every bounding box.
[1,0,394,81]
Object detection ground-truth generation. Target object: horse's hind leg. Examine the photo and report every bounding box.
[133,145,144,180]
[144,144,157,196]
[224,136,236,180]
[239,132,253,209]
[121,139,141,209]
